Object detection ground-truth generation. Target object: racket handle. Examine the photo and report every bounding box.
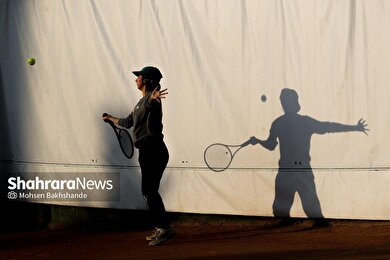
[102,113,110,123]
[241,139,253,147]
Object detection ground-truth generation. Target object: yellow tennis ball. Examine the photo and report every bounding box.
[27,58,36,65]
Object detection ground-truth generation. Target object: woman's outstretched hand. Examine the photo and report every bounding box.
[151,88,168,103]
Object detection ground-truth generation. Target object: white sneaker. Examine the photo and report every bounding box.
[148,228,176,246]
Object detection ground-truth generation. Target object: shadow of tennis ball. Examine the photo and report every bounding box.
[261,95,267,102]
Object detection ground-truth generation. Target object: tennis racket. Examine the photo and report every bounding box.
[204,139,252,172]
[102,113,134,159]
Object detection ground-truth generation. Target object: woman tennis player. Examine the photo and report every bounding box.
[102,66,174,246]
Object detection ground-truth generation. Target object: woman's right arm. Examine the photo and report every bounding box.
[102,113,134,128]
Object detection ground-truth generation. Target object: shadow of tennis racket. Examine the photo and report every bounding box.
[204,138,252,172]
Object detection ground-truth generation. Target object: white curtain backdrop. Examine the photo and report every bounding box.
[1,0,389,220]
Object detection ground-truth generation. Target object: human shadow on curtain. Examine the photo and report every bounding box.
[250,88,368,218]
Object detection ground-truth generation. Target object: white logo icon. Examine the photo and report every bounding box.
[8,191,18,200]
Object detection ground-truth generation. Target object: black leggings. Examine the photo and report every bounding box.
[138,139,169,229]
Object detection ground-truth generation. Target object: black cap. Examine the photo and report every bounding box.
[132,66,163,81]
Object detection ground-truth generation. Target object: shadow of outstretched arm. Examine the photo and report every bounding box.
[317,118,369,135]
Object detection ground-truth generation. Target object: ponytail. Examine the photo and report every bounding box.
[145,79,161,92]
